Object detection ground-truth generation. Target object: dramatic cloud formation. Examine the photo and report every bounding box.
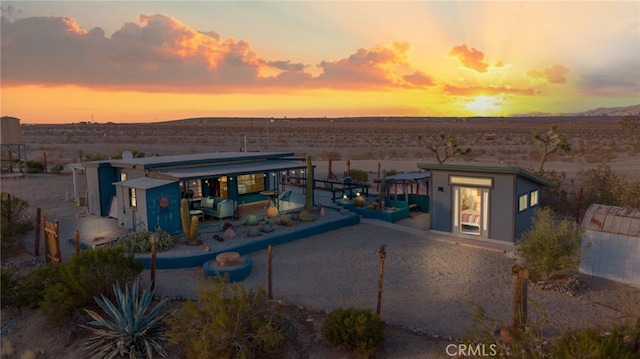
[315,42,434,89]
[527,65,570,84]
[0,15,433,92]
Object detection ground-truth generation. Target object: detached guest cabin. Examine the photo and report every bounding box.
[81,152,309,234]
[417,163,549,243]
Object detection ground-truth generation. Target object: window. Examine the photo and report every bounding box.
[530,190,539,207]
[129,188,137,207]
[237,173,266,194]
[518,194,528,212]
[120,172,128,181]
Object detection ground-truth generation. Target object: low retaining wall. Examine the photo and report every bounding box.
[337,199,409,223]
[135,211,360,269]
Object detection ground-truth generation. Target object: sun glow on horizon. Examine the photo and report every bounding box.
[464,96,504,116]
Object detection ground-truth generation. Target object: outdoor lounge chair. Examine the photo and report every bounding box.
[279,190,292,202]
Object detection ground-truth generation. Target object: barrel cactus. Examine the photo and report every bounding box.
[261,224,275,233]
[247,227,262,237]
[246,215,260,226]
[298,210,314,222]
[354,196,366,207]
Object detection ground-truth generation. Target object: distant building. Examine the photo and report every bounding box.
[81,152,310,233]
[417,163,549,243]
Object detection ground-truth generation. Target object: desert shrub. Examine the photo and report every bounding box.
[517,208,583,281]
[344,168,369,184]
[117,227,178,254]
[550,325,640,359]
[26,160,45,173]
[84,153,108,161]
[14,263,61,308]
[321,307,384,359]
[0,266,18,306]
[50,163,65,174]
[82,279,169,359]
[167,275,287,359]
[319,150,341,161]
[463,301,553,359]
[36,246,144,323]
[533,169,576,216]
[578,164,640,211]
[1,192,34,253]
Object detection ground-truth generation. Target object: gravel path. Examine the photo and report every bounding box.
[4,174,639,341]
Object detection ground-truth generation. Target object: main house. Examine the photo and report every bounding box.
[81,152,310,234]
[417,163,549,243]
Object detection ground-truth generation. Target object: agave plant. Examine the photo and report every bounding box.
[82,279,170,359]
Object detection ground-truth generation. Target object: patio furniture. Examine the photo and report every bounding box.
[279,190,292,202]
[199,197,236,220]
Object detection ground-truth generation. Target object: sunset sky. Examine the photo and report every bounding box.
[1,1,639,124]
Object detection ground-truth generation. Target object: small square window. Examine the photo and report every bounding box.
[530,190,539,207]
[129,188,137,207]
[518,194,528,212]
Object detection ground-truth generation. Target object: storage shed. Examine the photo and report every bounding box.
[579,204,640,287]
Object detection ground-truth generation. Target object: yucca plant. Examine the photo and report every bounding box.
[82,279,170,359]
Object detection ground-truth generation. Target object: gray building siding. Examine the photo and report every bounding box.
[514,177,542,241]
[430,171,453,232]
[489,174,516,242]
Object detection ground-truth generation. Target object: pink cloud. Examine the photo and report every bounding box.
[527,65,570,84]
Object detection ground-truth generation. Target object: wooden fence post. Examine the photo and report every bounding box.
[267,245,273,300]
[511,262,530,335]
[376,244,386,315]
[34,207,41,257]
[74,230,80,254]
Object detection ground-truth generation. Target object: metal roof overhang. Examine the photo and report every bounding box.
[113,177,177,189]
[149,160,310,181]
[385,173,430,181]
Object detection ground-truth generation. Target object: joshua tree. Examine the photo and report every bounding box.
[418,132,471,164]
[532,125,570,172]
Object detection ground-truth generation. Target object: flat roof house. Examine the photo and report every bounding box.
[82,152,310,234]
[417,163,549,243]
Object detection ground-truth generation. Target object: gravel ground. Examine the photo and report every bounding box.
[4,174,640,341]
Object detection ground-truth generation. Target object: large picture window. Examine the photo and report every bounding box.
[237,173,266,194]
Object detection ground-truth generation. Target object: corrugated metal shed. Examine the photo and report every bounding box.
[580,204,640,287]
[582,204,640,237]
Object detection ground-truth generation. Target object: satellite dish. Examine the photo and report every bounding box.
[122,151,133,161]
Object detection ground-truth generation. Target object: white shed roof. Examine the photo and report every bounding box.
[582,204,640,237]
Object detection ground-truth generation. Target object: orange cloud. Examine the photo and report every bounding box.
[448,44,490,73]
[1,15,433,92]
[316,42,433,89]
[527,65,569,84]
[443,84,535,96]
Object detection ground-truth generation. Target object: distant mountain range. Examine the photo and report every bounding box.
[510,104,640,117]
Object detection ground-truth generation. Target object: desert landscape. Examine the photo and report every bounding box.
[2,115,639,358]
